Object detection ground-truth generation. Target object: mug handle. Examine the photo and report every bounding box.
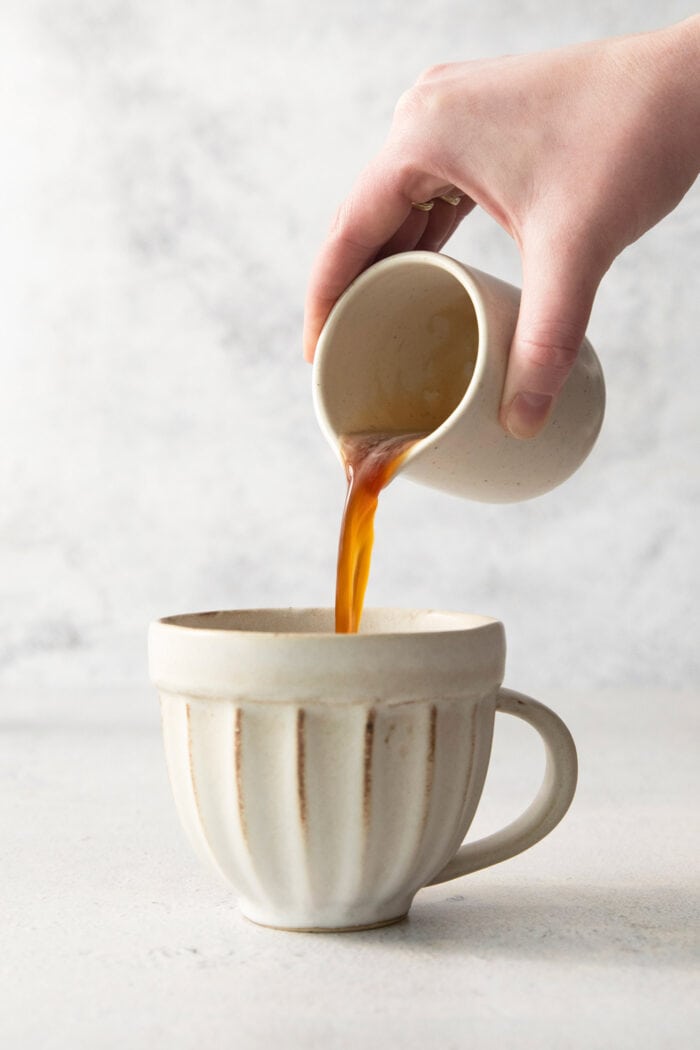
[427,688,578,885]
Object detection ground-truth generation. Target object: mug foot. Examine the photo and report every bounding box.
[240,910,409,933]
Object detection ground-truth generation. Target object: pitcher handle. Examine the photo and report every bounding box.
[427,687,578,885]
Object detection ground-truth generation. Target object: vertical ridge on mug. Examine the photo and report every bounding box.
[296,703,367,909]
[160,696,255,893]
[356,701,437,902]
[424,700,495,884]
[234,703,312,911]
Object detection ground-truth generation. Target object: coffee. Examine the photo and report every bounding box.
[335,430,427,633]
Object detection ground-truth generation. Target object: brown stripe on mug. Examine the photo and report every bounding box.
[363,707,376,830]
[296,707,308,836]
[233,706,249,844]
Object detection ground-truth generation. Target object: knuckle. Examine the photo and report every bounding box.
[394,76,453,123]
[328,199,365,248]
[519,326,582,380]
[391,82,457,169]
[393,84,424,121]
[415,62,455,84]
[381,152,436,207]
[328,199,349,238]
[328,189,388,255]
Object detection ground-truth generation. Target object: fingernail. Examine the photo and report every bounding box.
[504,392,553,439]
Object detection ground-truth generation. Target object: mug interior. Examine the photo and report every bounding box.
[313,253,480,438]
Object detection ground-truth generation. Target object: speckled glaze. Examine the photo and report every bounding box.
[149,608,578,932]
[313,252,605,502]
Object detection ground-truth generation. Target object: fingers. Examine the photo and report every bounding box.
[375,207,433,260]
[303,160,413,362]
[416,194,476,252]
[303,153,464,361]
[374,192,473,260]
[500,243,602,439]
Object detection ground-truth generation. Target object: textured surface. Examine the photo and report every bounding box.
[2,686,698,1049]
[0,1,698,694]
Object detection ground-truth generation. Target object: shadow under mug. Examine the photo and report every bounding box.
[149,608,578,932]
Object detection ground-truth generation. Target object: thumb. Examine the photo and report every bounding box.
[500,245,601,439]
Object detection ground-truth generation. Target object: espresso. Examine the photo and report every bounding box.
[335,430,428,633]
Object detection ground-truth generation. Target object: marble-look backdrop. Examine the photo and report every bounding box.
[1,0,697,698]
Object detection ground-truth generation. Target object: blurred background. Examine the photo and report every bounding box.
[0,0,697,700]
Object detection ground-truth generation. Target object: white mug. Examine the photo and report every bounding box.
[313,251,605,502]
[149,608,578,932]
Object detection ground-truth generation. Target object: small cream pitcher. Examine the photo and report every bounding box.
[313,251,605,502]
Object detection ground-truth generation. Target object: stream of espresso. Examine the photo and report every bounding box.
[335,431,428,633]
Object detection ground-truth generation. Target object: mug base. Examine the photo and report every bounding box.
[240,910,409,934]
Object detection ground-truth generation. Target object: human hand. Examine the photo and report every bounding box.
[303,18,699,438]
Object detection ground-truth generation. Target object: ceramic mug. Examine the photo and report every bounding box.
[149,608,578,932]
[313,251,605,502]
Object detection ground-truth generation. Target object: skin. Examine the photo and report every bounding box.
[303,17,700,438]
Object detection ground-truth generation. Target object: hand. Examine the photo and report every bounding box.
[303,18,699,438]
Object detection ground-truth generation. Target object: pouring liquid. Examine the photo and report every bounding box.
[335,430,428,633]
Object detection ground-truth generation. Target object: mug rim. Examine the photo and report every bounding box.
[149,608,506,704]
[152,606,501,639]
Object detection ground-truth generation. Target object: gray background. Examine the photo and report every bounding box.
[1,0,698,698]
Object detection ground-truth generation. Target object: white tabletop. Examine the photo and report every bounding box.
[3,687,697,1049]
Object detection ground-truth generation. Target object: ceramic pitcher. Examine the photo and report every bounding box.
[313,251,605,502]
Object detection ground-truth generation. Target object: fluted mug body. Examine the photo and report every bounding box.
[149,609,578,931]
